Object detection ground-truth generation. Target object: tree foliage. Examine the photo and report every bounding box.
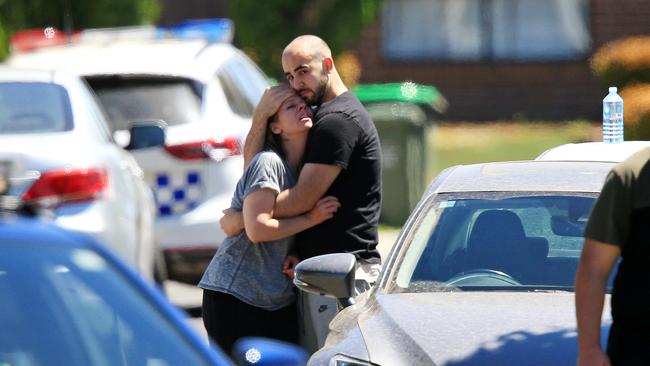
[591,36,650,140]
[0,0,160,60]
[230,0,382,79]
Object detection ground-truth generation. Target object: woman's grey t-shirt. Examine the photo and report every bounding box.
[198,151,296,310]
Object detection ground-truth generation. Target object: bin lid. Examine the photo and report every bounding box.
[352,82,448,114]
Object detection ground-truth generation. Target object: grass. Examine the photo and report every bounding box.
[427,120,601,183]
[379,120,602,231]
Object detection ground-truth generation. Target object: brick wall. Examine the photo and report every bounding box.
[353,0,650,121]
[159,0,229,26]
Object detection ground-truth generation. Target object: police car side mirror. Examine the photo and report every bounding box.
[126,120,167,150]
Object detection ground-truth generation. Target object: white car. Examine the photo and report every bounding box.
[0,67,159,281]
[7,20,271,283]
[536,141,650,162]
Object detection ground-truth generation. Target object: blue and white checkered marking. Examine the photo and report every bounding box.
[152,171,203,216]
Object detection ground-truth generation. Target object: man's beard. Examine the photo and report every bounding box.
[302,73,329,106]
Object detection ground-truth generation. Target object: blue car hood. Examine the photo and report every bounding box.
[356,292,611,366]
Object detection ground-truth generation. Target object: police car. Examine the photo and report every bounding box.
[7,20,271,283]
[0,67,159,282]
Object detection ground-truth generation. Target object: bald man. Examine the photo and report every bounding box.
[220,35,382,352]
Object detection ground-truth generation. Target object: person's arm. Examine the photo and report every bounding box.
[575,238,620,366]
[219,208,244,237]
[220,163,340,229]
[243,188,340,243]
[244,85,295,168]
[273,163,341,218]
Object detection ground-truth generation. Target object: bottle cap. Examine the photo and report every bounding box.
[609,87,617,93]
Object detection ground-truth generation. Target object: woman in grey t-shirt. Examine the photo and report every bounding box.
[199,95,340,354]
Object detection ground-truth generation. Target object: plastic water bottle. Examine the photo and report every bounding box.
[603,87,624,143]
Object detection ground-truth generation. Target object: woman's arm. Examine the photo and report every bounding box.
[219,208,244,237]
[243,188,340,243]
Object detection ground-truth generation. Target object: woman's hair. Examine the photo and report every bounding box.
[264,114,285,158]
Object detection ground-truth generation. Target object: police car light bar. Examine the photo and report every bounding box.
[166,18,234,43]
[10,18,234,53]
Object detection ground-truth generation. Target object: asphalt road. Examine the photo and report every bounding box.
[165,228,401,343]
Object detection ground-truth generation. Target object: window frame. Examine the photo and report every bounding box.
[381,0,592,63]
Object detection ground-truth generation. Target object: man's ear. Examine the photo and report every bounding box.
[323,57,334,73]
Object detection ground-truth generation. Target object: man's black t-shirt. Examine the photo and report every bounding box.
[585,148,650,325]
[295,91,382,263]
[584,147,650,361]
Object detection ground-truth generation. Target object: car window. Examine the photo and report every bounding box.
[0,243,215,366]
[217,55,268,117]
[393,192,611,293]
[0,82,73,134]
[78,78,114,141]
[86,76,204,131]
[233,54,269,106]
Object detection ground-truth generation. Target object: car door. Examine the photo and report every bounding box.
[76,77,156,279]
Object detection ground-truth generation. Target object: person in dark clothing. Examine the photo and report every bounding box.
[575,147,650,366]
[221,35,382,352]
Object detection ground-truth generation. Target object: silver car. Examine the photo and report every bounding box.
[0,67,159,281]
[296,160,617,366]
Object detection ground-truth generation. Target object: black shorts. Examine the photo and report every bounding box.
[201,289,298,356]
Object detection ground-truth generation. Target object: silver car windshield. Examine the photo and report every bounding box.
[391,192,614,293]
[86,76,203,131]
[0,82,73,134]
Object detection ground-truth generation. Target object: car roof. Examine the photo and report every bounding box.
[428,160,614,195]
[536,141,650,162]
[0,212,102,249]
[7,39,239,83]
[0,66,62,82]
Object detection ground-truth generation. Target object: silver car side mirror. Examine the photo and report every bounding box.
[294,253,356,306]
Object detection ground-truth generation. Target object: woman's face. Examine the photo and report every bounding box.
[270,95,313,137]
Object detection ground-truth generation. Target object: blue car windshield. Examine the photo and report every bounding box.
[0,242,214,366]
[392,192,617,293]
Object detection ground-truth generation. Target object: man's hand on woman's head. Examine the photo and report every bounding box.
[254,85,296,124]
[306,196,341,225]
[245,84,296,168]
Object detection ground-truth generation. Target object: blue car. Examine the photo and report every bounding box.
[0,209,307,366]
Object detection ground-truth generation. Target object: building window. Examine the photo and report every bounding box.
[382,0,590,62]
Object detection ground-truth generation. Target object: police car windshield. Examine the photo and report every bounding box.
[87,76,203,131]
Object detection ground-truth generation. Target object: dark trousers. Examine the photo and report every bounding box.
[202,289,298,356]
[607,321,650,366]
